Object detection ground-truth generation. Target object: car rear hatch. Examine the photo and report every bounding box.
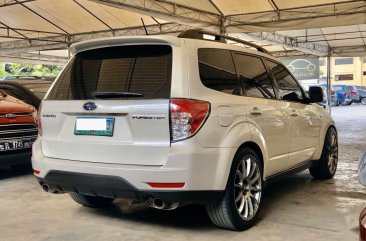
[40,44,173,166]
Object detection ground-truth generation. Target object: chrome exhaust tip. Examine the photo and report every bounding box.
[145,197,179,210]
[42,183,49,192]
[153,198,165,209]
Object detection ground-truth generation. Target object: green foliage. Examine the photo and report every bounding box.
[0,65,7,78]
[0,62,62,79]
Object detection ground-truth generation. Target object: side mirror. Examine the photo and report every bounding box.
[308,86,324,103]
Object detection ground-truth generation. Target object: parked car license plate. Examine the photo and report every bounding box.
[0,139,32,151]
[74,117,114,136]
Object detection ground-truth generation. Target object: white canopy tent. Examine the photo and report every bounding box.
[0,0,366,63]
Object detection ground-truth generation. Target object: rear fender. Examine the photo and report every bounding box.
[216,119,268,188]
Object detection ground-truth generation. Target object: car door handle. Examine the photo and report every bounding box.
[249,107,263,116]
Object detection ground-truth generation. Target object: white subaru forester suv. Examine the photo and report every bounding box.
[32,30,338,231]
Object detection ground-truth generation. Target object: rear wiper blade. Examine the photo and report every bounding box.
[91,91,143,98]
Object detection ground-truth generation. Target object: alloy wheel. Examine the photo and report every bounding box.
[234,155,262,221]
[328,132,338,175]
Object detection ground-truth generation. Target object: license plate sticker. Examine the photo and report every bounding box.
[74,117,114,136]
[0,140,32,151]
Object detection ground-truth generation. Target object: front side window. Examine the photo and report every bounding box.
[47,45,172,100]
[233,54,275,99]
[198,49,240,95]
[266,61,305,103]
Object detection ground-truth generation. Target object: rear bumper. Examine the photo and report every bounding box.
[0,150,31,167]
[37,171,223,203]
[32,138,234,201]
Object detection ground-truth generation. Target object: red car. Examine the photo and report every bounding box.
[0,90,38,169]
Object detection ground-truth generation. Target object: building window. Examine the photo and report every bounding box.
[335,74,353,81]
[319,58,325,66]
[363,71,366,76]
[335,58,353,65]
[363,58,366,63]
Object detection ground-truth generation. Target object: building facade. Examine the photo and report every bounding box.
[320,57,366,86]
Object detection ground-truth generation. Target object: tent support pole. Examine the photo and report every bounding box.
[327,54,332,114]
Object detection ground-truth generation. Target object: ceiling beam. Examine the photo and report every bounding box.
[0,52,68,65]
[0,0,35,8]
[0,26,64,36]
[226,1,366,32]
[88,0,221,31]
[73,0,114,31]
[15,0,70,35]
[0,23,190,54]
[231,32,330,56]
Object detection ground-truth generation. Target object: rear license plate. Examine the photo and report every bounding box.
[0,139,32,151]
[74,117,114,136]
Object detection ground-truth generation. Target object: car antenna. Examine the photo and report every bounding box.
[141,18,149,35]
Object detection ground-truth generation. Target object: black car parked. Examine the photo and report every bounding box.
[0,79,53,109]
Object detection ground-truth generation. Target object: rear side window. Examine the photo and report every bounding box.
[47,45,172,100]
[198,49,240,96]
[344,86,355,91]
[233,54,275,99]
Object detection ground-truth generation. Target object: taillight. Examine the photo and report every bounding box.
[350,89,357,94]
[330,90,335,94]
[170,98,210,142]
[38,101,43,136]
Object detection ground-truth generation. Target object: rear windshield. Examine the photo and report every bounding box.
[47,45,172,100]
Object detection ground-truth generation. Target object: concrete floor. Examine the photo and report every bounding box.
[1,104,366,241]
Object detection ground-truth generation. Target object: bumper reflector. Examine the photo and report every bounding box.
[147,182,185,188]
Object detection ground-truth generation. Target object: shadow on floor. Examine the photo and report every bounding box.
[0,164,33,180]
[88,171,318,230]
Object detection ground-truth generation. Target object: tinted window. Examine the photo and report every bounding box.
[198,49,239,95]
[266,61,304,102]
[335,74,353,81]
[344,86,355,91]
[234,54,275,99]
[335,58,353,65]
[333,85,343,91]
[48,45,172,100]
[319,58,325,66]
[20,82,52,99]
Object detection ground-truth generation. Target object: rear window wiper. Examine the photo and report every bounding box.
[91,91,143,98]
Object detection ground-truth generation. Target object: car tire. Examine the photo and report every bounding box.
[69,193,114,208]
[309,127,338,179]
[361,98,366,105]
[206,147,263,231]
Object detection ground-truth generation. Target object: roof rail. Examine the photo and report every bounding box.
[178,29,272,56]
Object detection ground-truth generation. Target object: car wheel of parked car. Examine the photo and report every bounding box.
[361,98,366,105]
[309,127,338,179]
[69,193,114,208]
[206,147,262,231]
[341,101,351,106]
